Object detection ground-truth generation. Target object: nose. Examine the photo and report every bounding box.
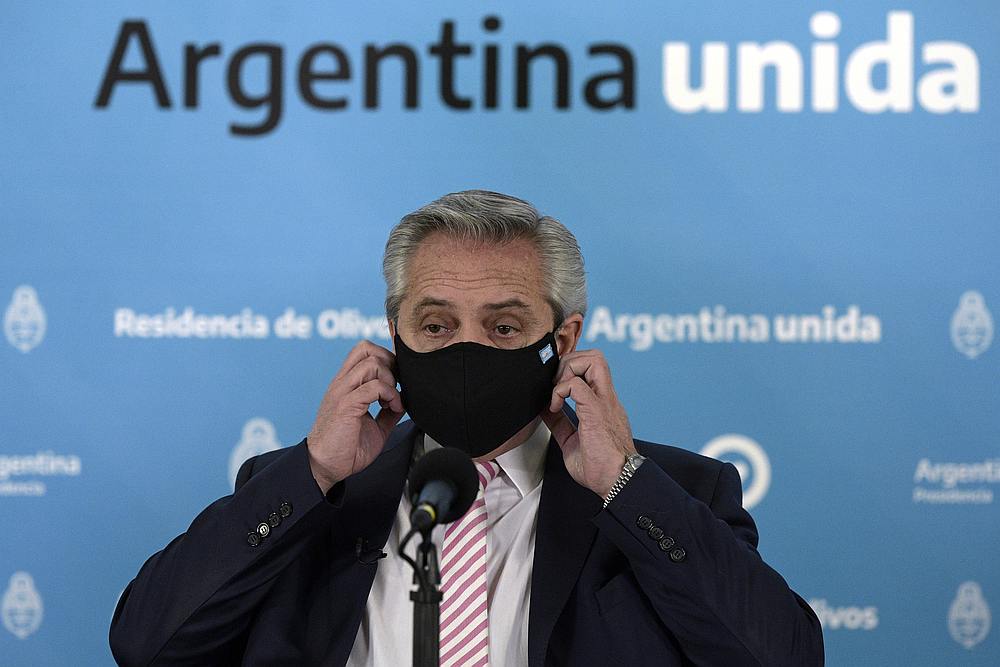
[448,328,497,347]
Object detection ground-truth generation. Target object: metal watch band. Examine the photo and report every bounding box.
[603,452,647,508]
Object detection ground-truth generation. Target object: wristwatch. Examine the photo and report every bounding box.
[603,452,647,508]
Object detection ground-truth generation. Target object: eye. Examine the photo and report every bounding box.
[424,323,448,336]
[495,324,519,337]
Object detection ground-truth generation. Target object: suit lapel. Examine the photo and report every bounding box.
[528,434,602,667]
[337,420,418,553]
[323,422,417,665]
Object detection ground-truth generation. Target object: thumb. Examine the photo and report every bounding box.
[541,408,577,448]
[375,405,406,439]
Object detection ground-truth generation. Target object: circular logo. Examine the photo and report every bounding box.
[228,418,281,489]
[701,434,771,509]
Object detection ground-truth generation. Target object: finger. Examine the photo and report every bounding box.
[334,340,396,381]
[541,408,577,447]
[343,355,396,391]
[554,355,598,385]
[349,378,403,414]
[554,351,611,392]
[375,404,406,438]
[550,376,597,413]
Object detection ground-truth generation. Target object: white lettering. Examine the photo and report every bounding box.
[919,42,980,113]
[274,307,313,339]
[845,11,914,113]
[661,11,978,115]
[914,458,1000,489]
[587,305,878,350]
[738,41,803,112]
[113,307,269,339]
[0,452,82,481]
[810,11,841,111]
[316,309,390,340]
[662,42,728,112]
[809,599,880,630]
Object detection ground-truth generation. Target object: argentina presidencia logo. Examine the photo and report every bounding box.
[948,581,991,650]
[950,291,993,359]
[701,434,772,509]
[3,286,46,353]
[2,572,43,640]
[228,418,282,489]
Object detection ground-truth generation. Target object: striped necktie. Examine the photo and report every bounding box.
[438,460,501,667]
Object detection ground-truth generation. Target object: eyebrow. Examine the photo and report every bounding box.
[413,297,453,312]
[411,297,535,314]
[482,299,532,312]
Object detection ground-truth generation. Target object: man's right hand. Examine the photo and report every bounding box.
[306,340,406,494]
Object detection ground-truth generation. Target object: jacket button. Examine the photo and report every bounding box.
[648,526,664,541]
[636,515,653,530]
[256,522,271,538]
[658,536,676,552]
[268,512,281,528]
[279,502,293,518]
[247,532,261,547]
[669,547,687,563]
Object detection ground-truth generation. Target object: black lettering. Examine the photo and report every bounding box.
[298,44,351,109]
[184,43,222,108]
[95,20,171,108]
[516,44,570,109]
[584,44,635,109]
[483,16,501,109]
[227,43,283,136]
[429,21,472,109]
[364,44,419,109]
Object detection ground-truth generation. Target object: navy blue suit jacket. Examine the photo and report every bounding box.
[110,420,823,665]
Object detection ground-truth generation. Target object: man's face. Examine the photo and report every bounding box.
[392,233,558,351]
[387,232,583,459]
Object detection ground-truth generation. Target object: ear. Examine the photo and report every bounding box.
[555,313,584,356]
[388,318,397,352]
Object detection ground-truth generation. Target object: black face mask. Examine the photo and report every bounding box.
[394,332,560,458]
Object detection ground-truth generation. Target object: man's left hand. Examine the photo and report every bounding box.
[542,349,636,499]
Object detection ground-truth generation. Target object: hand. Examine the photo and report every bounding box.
[541,349,636,498]
[307,340,405,494]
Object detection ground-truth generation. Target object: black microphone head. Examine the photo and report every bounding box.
[408,447,478,524]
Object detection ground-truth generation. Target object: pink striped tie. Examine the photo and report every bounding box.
[438,460,500,667]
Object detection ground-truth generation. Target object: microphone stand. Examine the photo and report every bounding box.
[400,527,442,667]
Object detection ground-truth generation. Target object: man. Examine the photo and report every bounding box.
[110,190,824,666]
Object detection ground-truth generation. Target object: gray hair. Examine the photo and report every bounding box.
[382,190,587,326]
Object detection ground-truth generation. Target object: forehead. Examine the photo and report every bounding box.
[404,233,547,308]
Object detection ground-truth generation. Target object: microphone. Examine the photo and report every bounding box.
[408,447,478,533]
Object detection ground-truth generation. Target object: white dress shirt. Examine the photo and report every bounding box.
[347,420,550,666]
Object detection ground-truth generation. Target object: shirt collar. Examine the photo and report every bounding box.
[421,418,549,498]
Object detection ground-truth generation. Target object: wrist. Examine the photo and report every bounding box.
[603,451,646,508]
[306,438,342,495]
[310,464,340,495]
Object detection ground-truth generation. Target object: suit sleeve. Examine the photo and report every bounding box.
[591,459,824,666]
[109,438,344,666]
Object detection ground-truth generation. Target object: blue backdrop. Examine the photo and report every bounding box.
[2,1,997,664]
